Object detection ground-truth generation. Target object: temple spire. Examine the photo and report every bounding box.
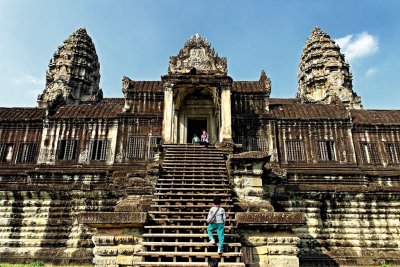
[296,27,362,109]
[37,27,102,108]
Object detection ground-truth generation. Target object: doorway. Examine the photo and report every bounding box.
[187,118,207,143]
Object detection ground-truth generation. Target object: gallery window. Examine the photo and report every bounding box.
[16,143,37,163]
[360,143,380,165]
[127,136,161,160]
[89,139,110,161]
[285,140,305,162]
[385,143,400,164]
[57,140,78,160]
[317,141,336,161]
[0,143,14,163]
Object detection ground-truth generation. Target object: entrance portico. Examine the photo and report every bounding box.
[162,34,232,144]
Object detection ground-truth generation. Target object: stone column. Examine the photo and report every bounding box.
[220,86,232,142]
[162,82,174,143]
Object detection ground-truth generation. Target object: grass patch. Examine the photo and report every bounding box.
[0,263,92,267]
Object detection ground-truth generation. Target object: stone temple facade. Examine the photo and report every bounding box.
[0,27,399,267]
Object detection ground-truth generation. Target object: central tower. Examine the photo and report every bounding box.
[162,34,232,144]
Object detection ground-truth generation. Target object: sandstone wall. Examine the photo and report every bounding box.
[0,174,121,264]
[275,188,400,266]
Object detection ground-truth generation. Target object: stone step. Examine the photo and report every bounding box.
[151,204,234,209]
[156,183,229,188]
[165,155,224,159]
[143,233,239,238]
[154,193,231,197]
[141,242,242,247]
[148,218,236,224]
[166,149,222,154]
[149,213,235,216]
[158,178,228,182]
[155,188,230,192]
[152,198,231,203]
[162,166,227,170]
[134,263,245,267]
[144,225,235,230]
[138,251,243,257]
[164,159,224,163]
[163,161,225,165]
[160,174,228,178]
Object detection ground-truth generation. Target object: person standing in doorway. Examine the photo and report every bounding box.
[201,129,209,146]
[207,197,225,255]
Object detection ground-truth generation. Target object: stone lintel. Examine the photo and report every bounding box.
[236,212,306,228]
[161,74,233,86]
[229,151,270,161]
[78,212,147,228]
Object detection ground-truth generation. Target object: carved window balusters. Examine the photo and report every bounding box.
[89,139,110,161]
[0,143,14,163]
[360,143,380,165]
[127,136,161,160]
[16,143,37,163]
[285,140,305,162]
[233,136,267,152]
[127,136,146,159]
[385,143,400,164]
[57,140,78,160]
[317,141,336,161]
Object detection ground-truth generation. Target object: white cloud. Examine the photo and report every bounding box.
[365,67,378,77]
[14,75,44,85]
[335,32,378,61]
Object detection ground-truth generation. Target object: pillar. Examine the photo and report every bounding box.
[220,87,232,142]
[162,82,174,144]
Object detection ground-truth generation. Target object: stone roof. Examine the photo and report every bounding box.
[269,102,348,120]
[50,98,124,119]
[125,80,163,92]
[351,109,400,125]
[232,81,266,93]
[124,80,269,93]
[269,98,298,105]
[0,107,45,122]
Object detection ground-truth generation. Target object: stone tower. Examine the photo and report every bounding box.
[37,27,102,108]
[297,27,362,109]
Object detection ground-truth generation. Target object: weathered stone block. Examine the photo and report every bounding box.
[93,235,115,246]
[267,255,299,267]
[116,255,133,265]
[93,256,117,266]
[94,246,118,256]
[115,235,134,244]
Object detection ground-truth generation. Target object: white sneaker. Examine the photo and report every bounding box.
[209,239,216,245]
[218,248,223,255]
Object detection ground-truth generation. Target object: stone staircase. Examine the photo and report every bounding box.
[136,145,244,266]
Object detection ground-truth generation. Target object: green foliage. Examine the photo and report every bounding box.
[29,261,44,267]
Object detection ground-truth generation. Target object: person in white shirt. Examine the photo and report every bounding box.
[207,197,225,254]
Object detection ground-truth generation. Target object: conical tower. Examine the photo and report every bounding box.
[37,27,102,108]
[297,27,362,109]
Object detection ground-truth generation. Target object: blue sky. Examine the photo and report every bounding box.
[0,0,399,109]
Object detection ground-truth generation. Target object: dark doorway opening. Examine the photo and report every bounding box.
[187,118,207,143]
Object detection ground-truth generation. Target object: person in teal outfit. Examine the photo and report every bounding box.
[207,197,225,254]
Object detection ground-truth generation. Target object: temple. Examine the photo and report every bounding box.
[0,27,399,267]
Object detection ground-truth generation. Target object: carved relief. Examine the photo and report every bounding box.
[168,33,227,75]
